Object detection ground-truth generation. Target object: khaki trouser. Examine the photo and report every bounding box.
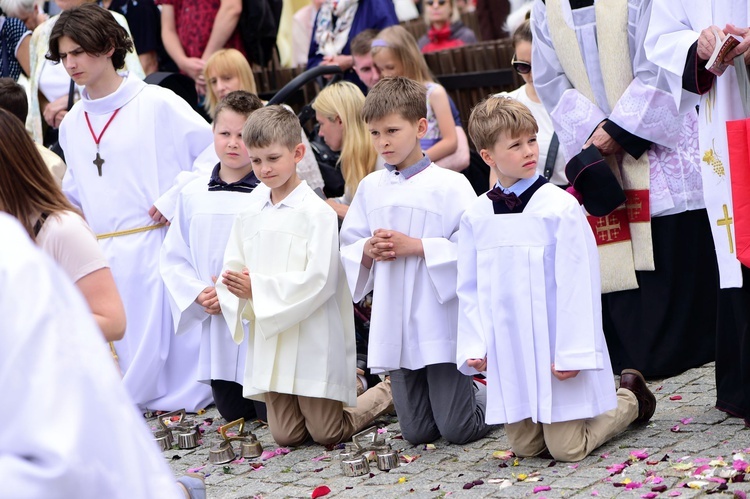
[504,388,638,462]
[265,378,393,447]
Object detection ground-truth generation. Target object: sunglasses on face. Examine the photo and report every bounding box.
[425,0,447,6]
[511,55,531,75]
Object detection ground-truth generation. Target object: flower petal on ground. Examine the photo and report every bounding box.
[311,485,330,498]
[534,486,551,493]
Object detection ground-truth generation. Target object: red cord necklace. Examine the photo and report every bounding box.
[85,108,121,176]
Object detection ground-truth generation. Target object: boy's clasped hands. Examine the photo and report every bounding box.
[364,229,424,264]
[221,268,253,300]
[466,358,580,381]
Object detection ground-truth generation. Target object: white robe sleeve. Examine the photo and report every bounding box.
[339,183,375,302]
[455,210,486,375]
[531,0,607,162]
[643,0,702,114]
[60,122,82,211]
[552,202,604,372]
[151,94,213,221]
[159,191,210,335]
[249,208,342,340]
[421,176,476,304]
[216,215,250,345]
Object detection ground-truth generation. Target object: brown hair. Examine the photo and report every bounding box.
[350,29,378,57]
[468,95,538,152]
[47,3,133,70]
[370,25,434,84]
[513,19,532,46]
[0,109,80,240]
[0,77,29,122]
[242,105,302,151]
[361,76,427,124]
[213,90,263,125]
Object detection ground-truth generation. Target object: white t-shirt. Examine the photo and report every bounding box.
[497,85,568,187]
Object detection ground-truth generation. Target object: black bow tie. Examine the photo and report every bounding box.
[487,187,523,210]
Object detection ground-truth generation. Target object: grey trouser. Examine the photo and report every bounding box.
[390,362,490,445]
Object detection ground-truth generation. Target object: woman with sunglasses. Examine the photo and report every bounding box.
[418,0,477,53]
[492,19,567,187]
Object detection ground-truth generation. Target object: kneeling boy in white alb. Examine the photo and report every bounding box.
[457,97,656,462]
[216,106,393,446]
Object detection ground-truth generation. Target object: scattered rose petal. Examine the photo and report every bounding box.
[548,461,557,467]
[260,448,290,461]
[733,473,746,483]
[672,463,693,471]
[591,491,599,496]
[516,473,528,481]
[671,425,681,432]
[655,385,663,391]
[430,485,441,491]
[312,454,330,462]
[513,458,521,466]
[569,463,580,469]
[311,485,331,498]
[498,463,508,468]
[641,494,658,499]
[625,482,643,490]
[463,482,475,490]
[661,454,670,462]
[313,468,323,473]
[492,450,514,460]
[694,465,711,476]
[377,428,387,434]
[600,453,610,459]
[473,480,484,486]
[607,463,628,474]
[488,479,512,488]
[647,460,660,465]
[398,477,407,484]
[680,418,693,425]
[668,492,681,497]
[735,491,747,499]
[734,460,750,471]
[400,454,419,463]
[652,485,668,492]
[686,480,709,489]
[670,395,683,401]
[231,457,245,465]
[630,450,649,461]
[534,486,552,493]
[187,466,206,473]
[171,455,181,460]
[249,463,264,470]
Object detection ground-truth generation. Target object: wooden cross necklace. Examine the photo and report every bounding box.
[84,108,121,176]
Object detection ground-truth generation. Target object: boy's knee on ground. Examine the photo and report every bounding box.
[545,430,588,462]
[400,424,441,445]
[269,426,308,448]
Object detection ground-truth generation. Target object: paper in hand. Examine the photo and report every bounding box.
[706,30,743,76]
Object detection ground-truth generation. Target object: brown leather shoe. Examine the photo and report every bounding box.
[619,369,656,424]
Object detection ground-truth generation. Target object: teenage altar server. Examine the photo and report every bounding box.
[645,0,750,425]
[0,213,185,499]
[161,91,268,423]
[53,4,213,411]
[531,0,717,378]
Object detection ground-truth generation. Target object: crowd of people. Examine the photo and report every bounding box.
[2,0,750,495]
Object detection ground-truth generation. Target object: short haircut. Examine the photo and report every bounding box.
[361,76,427,124]
[350,29,378,57]
[513,19,532,46]
[468,95,538,152]
[213,90,263,125]
[0,78,29,122]
[0,0,37,16]
[47,3,134,70]
[203,48,258,118]
[242,105,302,151]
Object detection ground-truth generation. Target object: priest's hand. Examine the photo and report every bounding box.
[724,24,750,64]
[148,205,169,224]
[697,25,724,61]
[197,286,221,315]
[467,357,487,372]
[551,363,580,381]
[584,122,622,156]
[222,267,252,299]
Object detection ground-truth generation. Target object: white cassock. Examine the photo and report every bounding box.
[0,214,182,499]
[644,0,746,289]
[456,182,618,425]
[216,181,357,406]
[59,72,214,410]
[339,164,478,373]
[160,176,267,385]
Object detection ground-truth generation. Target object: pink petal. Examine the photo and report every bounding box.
[669,395,682,401]
[693,465,711,475]
[641,494,658,499]
[187,465,206,473]
[680,418,693,425]
[591,491,599,496]
[311,485,331,498]
[625,482,643,489]
[671,425,681,432]
[534,486,552,493]
[668,491,682,497]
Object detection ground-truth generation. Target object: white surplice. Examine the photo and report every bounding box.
[456,184,617,425]
[339,164,478,373]
[160,176,267,385]
[0,214,182,499]
[531,0,704,218]
[644,0,746,288]
[216,181,357,406]
[59,72,214,410]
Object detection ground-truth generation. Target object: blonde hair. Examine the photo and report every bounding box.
[422,0,460,28]
[468,96,538,152]
[371,25,434,84]
[203,49,258,118]
[312,82,378,199]
[243,105,302,151]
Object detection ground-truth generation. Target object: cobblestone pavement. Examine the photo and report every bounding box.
[162,364,750,498]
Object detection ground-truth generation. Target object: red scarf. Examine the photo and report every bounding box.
[422,25,465,53]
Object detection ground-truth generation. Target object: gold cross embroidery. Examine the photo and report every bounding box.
[717,204,734,254]
[596,215,621,243]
